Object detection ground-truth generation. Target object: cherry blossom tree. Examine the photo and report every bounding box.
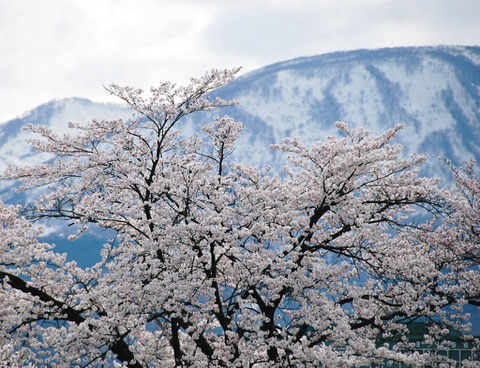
[448,160,480,272]
[1,69,479,367]
[423,160,480,326]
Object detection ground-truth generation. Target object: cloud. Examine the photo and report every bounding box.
[0,0,213,121]
[0,0,478,123]
[201,0,480,62]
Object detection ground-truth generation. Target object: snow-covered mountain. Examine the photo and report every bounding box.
[1,45,479,243]
[2,46,479,186]
[1,45,479,230]
[198,45,480,181]
[1,46,480,332]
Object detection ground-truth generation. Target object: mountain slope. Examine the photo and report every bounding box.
[196,46,480,181]
[2,46,479,183]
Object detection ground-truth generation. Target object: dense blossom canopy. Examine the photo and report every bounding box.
[0,69,479,367]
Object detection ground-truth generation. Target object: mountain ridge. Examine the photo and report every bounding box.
[2,45,480,189]
[200,45,480,180]
[225,45,480,89]
[2,46,480,177]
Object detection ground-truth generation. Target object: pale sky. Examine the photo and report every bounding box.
[1,0,479,123]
